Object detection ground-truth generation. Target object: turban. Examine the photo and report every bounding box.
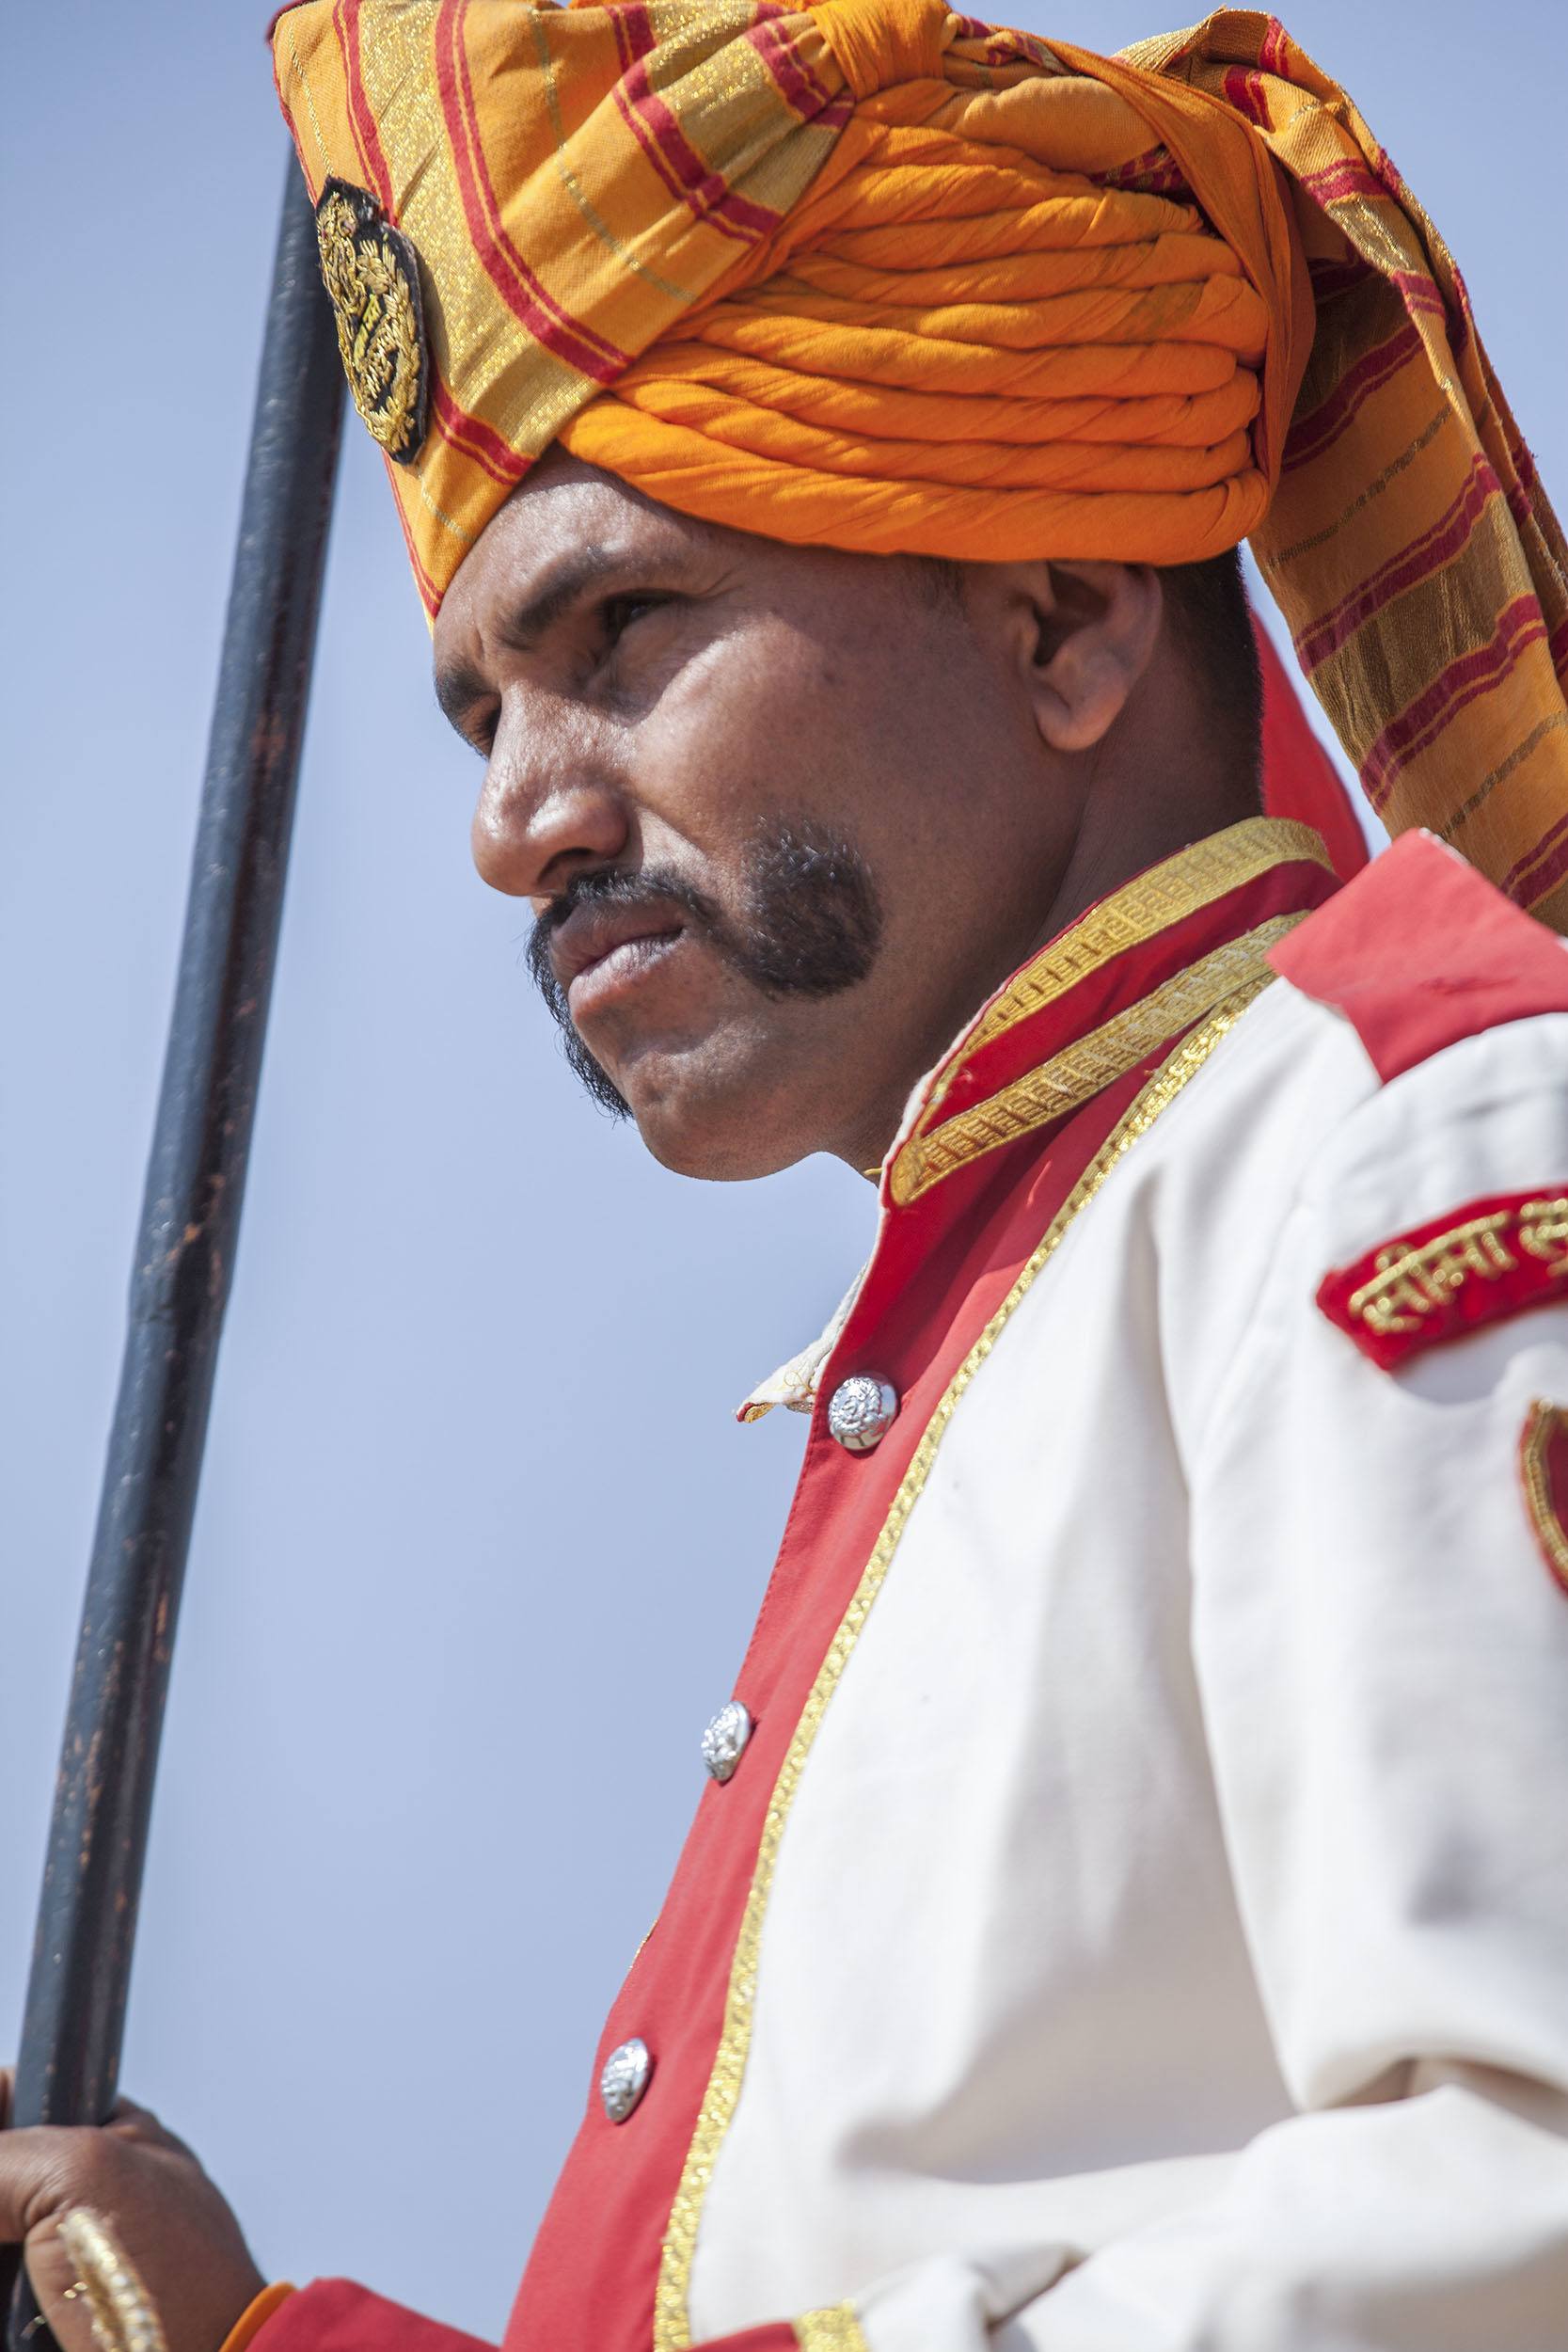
[272,0,1568,926]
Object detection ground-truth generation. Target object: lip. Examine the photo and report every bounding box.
[552,901,689,1017]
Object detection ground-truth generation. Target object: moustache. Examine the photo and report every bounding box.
[524,820,883,1119]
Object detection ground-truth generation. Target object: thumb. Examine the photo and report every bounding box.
[0,2128,115,2352]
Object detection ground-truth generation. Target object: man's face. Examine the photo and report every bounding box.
[433,455,1073,1177]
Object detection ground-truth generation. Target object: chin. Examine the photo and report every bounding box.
[632,1100,803,1182]
[620,1058,811,1182]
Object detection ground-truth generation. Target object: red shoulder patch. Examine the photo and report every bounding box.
[1318,1190,1568,1369]
[1269,830,1568,1082]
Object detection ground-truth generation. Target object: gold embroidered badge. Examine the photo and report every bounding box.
[314,179,429,465]
[1520,1400,1568,1596]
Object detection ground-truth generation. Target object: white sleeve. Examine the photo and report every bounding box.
[840,1016,1568,2352]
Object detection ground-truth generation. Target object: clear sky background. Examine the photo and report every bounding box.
[2,1,1563,2333]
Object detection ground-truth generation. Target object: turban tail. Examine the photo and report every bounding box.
[272,0,1568,925]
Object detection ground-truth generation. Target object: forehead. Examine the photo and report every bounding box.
[434,453,712,650]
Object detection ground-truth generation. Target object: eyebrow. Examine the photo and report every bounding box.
[434,656,494,738]
[432,539,692,736]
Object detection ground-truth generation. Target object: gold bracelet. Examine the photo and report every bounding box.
[52,2210,167,2352]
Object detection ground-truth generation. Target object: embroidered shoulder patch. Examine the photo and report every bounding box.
[1317,1189,1568,1368]
[1520,1402,1568,1595]
[315,179,429,465]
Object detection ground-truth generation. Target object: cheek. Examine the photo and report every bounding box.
[624,605,1017,970]
[635,613,943,849]
[625,625,843,852]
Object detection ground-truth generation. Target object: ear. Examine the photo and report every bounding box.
[1007,561,1164,756]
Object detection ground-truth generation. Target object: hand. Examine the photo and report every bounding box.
[0,2070,265,2352]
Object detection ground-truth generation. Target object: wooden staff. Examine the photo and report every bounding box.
[3,167,345,2352]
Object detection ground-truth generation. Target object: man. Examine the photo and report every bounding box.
[4,3,1567,2347]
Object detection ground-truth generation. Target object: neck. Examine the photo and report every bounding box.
[1033,741,1262,955]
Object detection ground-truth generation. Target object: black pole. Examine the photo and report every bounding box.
[4,166,343,2350]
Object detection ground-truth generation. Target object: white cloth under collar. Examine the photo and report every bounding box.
[736,1265,866,1423]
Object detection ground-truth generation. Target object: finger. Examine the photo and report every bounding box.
[0,2070,12,2132]
[103,2099,161,2136]
[0,2123,82,2244]
[103,2104,192,2161]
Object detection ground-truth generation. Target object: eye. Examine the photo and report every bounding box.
[599,590,669,646]
[464,706,499,759]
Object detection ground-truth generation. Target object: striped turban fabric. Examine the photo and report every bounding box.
[272,0,1568,926]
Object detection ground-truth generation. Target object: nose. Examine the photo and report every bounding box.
[470,697,631,898]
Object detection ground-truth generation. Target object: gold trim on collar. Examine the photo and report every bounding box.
[958,818,1323,1062]
[652,978,1268,2350]
[891,914,1301,1207]
[889,819,1327,1206]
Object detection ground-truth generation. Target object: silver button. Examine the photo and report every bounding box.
[702,1699,752,1784]
[600,2037,652,2122]
[827,1373,899,1453]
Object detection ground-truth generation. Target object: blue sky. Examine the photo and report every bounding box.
[2,1,1562,2330]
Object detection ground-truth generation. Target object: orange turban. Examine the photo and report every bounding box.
[272,0,1568,926]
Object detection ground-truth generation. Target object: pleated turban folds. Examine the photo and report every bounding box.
[272,0,1568,924]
